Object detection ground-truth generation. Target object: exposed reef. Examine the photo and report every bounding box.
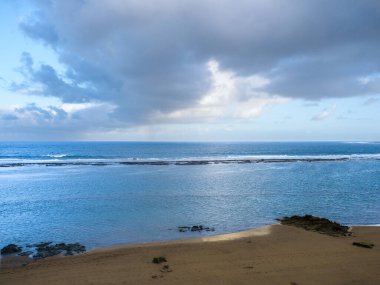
[177,225,215,233]
[277,215,351,237]
[0,156,356,168]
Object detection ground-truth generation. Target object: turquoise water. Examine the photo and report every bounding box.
[1,142,380,249]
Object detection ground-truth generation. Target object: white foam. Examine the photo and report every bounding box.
[351,224,380,227]
[46,154,67,158]
[1,153,380,166]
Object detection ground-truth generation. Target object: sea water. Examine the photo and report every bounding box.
[1,142,380,249]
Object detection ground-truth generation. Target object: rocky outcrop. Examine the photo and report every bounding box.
[352,241,374,249]
[152,256,167,264]
[33,242,86,259]
[178,225,215,232]
[1,244,22,255]
[277,215,351,237]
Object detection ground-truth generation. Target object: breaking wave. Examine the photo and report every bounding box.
[1,154,380,167]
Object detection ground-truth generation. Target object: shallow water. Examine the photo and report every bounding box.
[1,142,380,250]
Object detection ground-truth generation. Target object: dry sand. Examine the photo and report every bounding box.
[1,225,379,285]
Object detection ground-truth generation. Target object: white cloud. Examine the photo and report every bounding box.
[358,73,380,85]
[61,102,114,113]
[234,96,287,119]
[156,60,286,123]
[312,105,336,121]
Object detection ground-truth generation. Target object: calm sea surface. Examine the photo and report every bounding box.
[1,142,380,249]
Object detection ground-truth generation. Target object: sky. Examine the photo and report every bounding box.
[0,0,380,141]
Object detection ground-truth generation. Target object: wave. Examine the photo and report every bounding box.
[46,154,67,158]
[343,141,379,144]
[1,154,380,167]
[351,224,380,227]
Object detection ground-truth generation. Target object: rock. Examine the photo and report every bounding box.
[151,274,163,279]
[160,264,173,273]
[178,226,191,232]
[277,215,351,237]
[1,244,22,255]
[178,225,215,233]
[34,249,60,259]
[66,242,86,253]
[34,242,52,248]
[33,242,86,259]
[18,251,33,256]
[191,225,204,231]
[352,241,374,249]
[152,256,167,264]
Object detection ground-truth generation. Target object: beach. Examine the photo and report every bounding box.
[1,142,380,284]
[2,0,380,282]
[1,224,379,285]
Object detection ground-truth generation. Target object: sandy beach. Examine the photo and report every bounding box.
[1,224,379,285]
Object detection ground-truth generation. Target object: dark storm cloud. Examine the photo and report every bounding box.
[13,52,119,103]
[18,0,380,123]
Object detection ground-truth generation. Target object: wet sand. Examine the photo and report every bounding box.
[1,225,379,285]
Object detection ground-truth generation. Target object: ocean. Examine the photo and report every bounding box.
[1,141,380,250]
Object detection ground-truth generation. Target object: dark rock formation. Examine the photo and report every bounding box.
[33,242,86,259]
[1,244,22,255]
[152,256,167,264]
[18,251,33,256]
[178,225,215,232]
[352,241,374,249]
[277,215,351,237]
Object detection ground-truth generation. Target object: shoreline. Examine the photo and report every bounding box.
[89,224,274,253]
[1,224,379,284]
[0,225,274,268]
[4,220,378,258]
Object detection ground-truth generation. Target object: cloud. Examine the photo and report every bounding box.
[12,52,119,103]
[312,105,336,121]
[15,103,68,122]
[13,0,380,128]
[0,102,116,140]
[0,114,19,121]
[312,110,330,121]
[154,60,286,123]
[363,97,380,106]
[19,10,59,46]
